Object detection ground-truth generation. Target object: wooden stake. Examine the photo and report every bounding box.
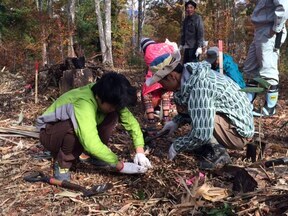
[35,61,39,104]
[218,40,224,74]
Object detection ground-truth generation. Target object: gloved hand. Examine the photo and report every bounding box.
[168,144,177,160]
[118,162,148,174]
[160,120,178,135]
[179,45,183,51]
[195,47,203,57]
[134,153,152,168]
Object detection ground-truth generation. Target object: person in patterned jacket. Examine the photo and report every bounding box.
[146,51,254,169]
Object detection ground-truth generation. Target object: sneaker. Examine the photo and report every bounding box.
[198,144,232,170]
[54,163,71,181]
[253,105,275,117]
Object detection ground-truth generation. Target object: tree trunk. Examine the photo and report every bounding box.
[47,0,53,18]
[67,0,76,57]
[95,0,106,63]
[137,0,143,51]
[131,0,136,48]
[42,29,48,66]
[37,0,48,66]
[141,0,146,35]
[104,0,113,67]
[95,0,113,67]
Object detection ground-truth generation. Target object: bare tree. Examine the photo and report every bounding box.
[131,0,136,48]
[95,0,113,67]
[137,0,143,50]
[67,0,76,57]
[35,0,48,66]
[47,0,53,18]
[137,0,147,51]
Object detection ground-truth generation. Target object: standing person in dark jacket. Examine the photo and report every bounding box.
[180,0,204,64]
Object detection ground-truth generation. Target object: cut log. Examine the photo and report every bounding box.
[59,68,94,94]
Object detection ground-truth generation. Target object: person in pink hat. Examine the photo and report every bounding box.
[140,38,176,124]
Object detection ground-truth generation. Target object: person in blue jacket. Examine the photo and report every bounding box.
[205,47,246,89]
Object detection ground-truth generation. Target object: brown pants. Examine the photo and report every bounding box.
[40,112,118,169]
[213,114,249,150]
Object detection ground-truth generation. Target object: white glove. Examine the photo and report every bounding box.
[179,45,183,51]
[168,144,177,160]
[160,120,178,135]
[134,153,152,168]
[119,162,147,174]
[195,47,203,57]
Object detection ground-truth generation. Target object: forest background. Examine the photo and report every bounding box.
[0,0,288,74]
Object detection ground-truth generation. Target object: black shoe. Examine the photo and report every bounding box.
[198,144,232,170]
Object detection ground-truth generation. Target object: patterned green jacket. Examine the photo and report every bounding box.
[36,83,144,165]
[172,61,254,153]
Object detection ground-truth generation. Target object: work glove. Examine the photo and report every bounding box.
[179,45,183,51]
[168,144,177,160]
[134,153,152,168]
[160,120,178,135]
[195,47,203,57]
[119,162,148,174]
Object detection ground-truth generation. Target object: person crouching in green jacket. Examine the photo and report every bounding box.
[36,72,152,181]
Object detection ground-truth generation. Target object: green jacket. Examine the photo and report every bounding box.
[36,83,144,165]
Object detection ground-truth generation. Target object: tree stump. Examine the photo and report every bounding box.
[59,68,94,94]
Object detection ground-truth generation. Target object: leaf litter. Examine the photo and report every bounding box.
[0,67,288,215]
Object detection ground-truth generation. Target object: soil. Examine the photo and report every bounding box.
[0,68,287,215]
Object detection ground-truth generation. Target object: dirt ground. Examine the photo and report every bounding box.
[0,67,287,215]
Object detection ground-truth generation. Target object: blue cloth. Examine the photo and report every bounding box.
[215,54,246,89]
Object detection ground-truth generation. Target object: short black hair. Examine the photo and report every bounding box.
[91,72,137,110]
[185,1,197,9]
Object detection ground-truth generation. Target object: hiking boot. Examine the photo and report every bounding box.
[253,85,278,117]
[198,144,232,170]
[54,163,71,181]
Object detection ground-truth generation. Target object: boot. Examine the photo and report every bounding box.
[54,162,71,181]
[198,144,232,170]
[253,85,278,117]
